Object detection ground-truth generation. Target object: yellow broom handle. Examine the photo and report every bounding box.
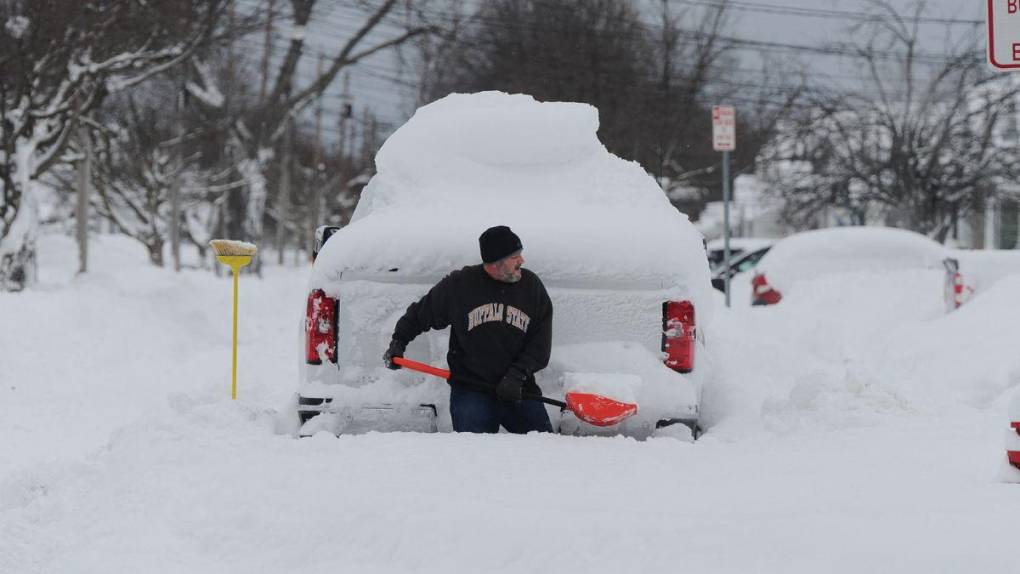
[231,265,240,400]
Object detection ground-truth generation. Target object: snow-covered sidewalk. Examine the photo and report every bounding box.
[2,234,1018,573]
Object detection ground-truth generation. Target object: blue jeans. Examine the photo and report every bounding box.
[449,385,553,434]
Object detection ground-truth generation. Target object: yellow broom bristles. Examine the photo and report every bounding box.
[209,239,258,257]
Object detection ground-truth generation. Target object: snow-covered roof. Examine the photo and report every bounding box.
[756,226,948,291]
[315,92,711,298]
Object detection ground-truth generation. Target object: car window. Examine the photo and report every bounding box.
[712,246,769,277]
[739,247,770,270]
[708,247,744,267]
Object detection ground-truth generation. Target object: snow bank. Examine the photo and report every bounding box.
[5,232,1020,572]
[952,248,1020,294]
[886,274,1020,409]
[757,226,948,293]
[4,392,1018,574]
[0,233,304,474]
[315,92,711,310]
[705,272,1020,437]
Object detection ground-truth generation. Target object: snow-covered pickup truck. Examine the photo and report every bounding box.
[296,92,714,439]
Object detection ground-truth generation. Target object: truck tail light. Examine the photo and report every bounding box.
[1009,422,1020,472]
[752,273,782,306]
[662,301,695,373]
[305,289,337,364]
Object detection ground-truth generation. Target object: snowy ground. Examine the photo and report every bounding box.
[2,233,1020,573]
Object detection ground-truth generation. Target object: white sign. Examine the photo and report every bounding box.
[712,105,736,151]
[988,0,1020,69]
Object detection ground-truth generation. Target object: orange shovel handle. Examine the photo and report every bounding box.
[393,356,450,380]
[391,356,637,427]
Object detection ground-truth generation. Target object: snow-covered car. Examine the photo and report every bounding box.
[706,237,774,268]
[949,248,1020,298]
[297,92,714,439]
[711,244,772,293]
[1006,389,1020,483]
[749,227,963,310]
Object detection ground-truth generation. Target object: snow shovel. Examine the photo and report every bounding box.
[392,357,638,427]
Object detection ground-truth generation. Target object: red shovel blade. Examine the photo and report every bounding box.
[565,392,638,427]
[394,357,638,427]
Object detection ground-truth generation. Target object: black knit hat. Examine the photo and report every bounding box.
[479,226,523,263]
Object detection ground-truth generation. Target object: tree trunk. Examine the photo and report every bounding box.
[147,238,165,267]
[239,154,269,276]
[0,235,36,291]
[0,140,40,291]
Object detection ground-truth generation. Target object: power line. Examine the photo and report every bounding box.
[328,0,981,65]
[262,33,987,104]
[239,28,974,112]
[233,0,992,122]
[668,0,982,26]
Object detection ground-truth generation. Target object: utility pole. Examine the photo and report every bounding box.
[76,123,92,274]
[258,0,275,102]
[277,118,292,265]
[339,73,352,158]
[338,73,353,222]
[170,84,184,272]
[309,53,325,259]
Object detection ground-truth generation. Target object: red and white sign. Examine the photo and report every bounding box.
[712,105,736,151]
[988,0,1020,69]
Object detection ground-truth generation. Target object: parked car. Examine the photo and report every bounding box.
[706,237,775,268]
[297,92,714,439]
[948,248,1020,298]
[711,244,772,293]
[749,227,964,310]
[1005,389,1020,483]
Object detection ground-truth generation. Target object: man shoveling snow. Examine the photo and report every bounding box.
[383,225,554,433]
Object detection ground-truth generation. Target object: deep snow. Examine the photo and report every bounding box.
[2,233,1019,574]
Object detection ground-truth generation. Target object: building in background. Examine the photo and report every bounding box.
[696,175,787,241]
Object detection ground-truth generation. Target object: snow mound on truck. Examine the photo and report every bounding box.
[358,91,658,211]
[318,92,711,317]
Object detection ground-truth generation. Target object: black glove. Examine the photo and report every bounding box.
[495,366,527,403]
[383,339,406,370]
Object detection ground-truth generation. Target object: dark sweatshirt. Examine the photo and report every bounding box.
[392,265,553,394]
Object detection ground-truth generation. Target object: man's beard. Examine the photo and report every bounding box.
[500,265,522,283]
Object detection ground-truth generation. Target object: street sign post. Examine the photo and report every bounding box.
[713,105,735,307]
[988,0,1020,69]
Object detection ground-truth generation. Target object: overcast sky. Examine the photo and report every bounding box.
[280,0,990,143]
[729,0,984,71]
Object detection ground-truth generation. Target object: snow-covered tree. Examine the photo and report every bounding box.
[189,0,430,272]
[0,0,227,290]
[84,87,240,266]
[763,1,1020,241]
